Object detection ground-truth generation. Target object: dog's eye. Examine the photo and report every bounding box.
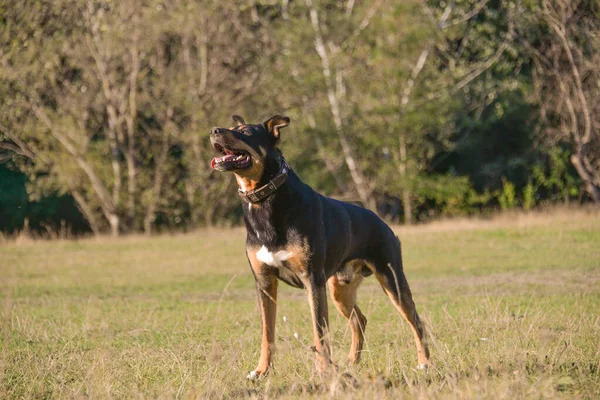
[242,129,251,136]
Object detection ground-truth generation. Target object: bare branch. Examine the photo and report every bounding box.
[401,49,430,108]
[453,41,509,92]
[342,0,382,49]
[544,5,592,144]
[440,0,490,29]
[70,188,101,235]
[345,0,355,16]
[0,142,33,159]
[420,0,453,30]
[398,2,453,110]
[0,125,37,160]
[555,68,579,143]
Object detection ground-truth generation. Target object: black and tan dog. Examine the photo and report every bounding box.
[210,115,430,379]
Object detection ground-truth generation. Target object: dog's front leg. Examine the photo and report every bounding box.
[248,273,278,380]
[305,278,332,375]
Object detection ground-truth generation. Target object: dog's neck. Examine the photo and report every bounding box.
[240,157,303,247]
[235,154,287,201]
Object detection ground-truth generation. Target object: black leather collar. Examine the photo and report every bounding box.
[238,160,289,203]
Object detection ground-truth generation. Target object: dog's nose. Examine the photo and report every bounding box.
[211,127,222,135]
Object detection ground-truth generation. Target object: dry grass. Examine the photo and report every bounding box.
[393,205,600,233]
[1,208,599,398]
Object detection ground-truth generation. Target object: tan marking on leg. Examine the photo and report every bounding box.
[246,247,278,376]
[255,275,277,374]
[375,269,430,366]
[334,262,355,284]
[328,267,367,364]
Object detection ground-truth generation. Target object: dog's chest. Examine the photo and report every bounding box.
[245,206,278,243]
[248,243,307,289]
[256,245,292,267]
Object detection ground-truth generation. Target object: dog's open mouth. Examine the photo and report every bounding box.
[211,143,251,171]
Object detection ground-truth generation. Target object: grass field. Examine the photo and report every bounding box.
[1,208,599,399]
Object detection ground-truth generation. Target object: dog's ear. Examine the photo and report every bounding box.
[232,115,246,126]
[263,115,290,141]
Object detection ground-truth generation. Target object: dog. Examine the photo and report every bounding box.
[209,115,430,379]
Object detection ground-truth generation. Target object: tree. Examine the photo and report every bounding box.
[1,0,280,235]
[516,0,600,202]
[1,0,595,236]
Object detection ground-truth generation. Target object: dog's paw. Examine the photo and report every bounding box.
[247,370,267,381]
[417,363,428,370]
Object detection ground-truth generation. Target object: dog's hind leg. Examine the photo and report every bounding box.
[327,263,367,364]
[374,261,430,368]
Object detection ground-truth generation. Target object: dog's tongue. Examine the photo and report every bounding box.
[211,154,238,169]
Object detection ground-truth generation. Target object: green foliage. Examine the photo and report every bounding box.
[0,165,28,232]
[497,177,517,210]
[413,174,490,218]
[532,147,580,203]
[0,164,89,234]
[522,181,536,210]
[0,0,595,234]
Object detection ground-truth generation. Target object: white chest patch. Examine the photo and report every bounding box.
[256,245,292,267]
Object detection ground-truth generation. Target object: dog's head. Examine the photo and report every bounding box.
[209,115,290,184]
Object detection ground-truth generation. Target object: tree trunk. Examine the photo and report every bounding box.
[399,133,413,224]
[71,189,101,235]
[143,212,153,236]
[108,214,120,237]
[125,10,140,232]
[106,115,122,207]
[403,189,413,224]
[306,0,376,211]
[571,152,600,203]
[30,104,120,235]
[125,152,136,231]
[393,6,453,224]
[143,135,170,235]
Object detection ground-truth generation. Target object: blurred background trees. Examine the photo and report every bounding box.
[0,0,597,236]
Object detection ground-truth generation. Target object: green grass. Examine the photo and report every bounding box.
[1,209,599,398]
